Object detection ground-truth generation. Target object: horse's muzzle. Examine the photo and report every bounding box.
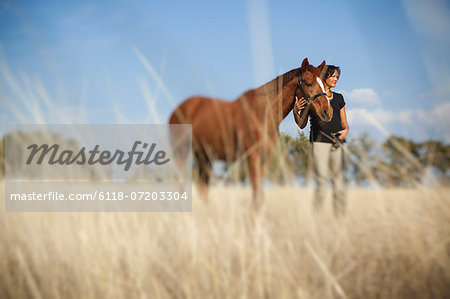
[320,106,333,123]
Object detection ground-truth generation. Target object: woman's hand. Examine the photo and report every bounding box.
[295,96,307,110]
[335,129,348,141]
[336,106,349,141]
[293,96,309,129]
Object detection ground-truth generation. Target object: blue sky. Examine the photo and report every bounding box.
[1,0,449,143]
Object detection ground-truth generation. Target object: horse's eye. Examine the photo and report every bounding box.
[305,82,312,87]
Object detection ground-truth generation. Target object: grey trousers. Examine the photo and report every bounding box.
[311,142,346,215]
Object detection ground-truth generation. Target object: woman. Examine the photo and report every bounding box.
[293,65,349,216]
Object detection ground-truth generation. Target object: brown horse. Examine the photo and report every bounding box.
[169,58,332,209]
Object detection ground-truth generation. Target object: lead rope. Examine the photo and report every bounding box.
[318,130,344,148]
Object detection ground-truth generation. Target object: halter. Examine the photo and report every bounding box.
[293,70,327,125]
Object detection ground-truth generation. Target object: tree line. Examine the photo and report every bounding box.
[1,132,449,187]
[217,131,450,187]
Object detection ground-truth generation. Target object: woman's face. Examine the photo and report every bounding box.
[325,70,339,88]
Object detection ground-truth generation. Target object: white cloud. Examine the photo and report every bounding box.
[347,101,450,141]
[342,88,381,106]
[417,101,450,128]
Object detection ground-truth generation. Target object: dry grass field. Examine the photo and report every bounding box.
[0,183,449,299]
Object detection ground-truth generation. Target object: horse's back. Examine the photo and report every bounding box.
[170,96,239,160]
[169,96,234,125]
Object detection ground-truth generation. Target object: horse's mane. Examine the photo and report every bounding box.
[243,68,300,98]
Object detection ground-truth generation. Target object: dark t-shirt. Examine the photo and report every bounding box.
[310,92,346,143]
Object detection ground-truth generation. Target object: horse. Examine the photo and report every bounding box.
[169,58,332,209]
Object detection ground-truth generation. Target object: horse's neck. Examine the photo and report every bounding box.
[274,79,298,126]
[238,69,299,129]
[254,68,299,97]
[259,69,299,126]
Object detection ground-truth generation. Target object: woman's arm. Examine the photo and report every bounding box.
[293,97,308,129]
[336,106,349,140]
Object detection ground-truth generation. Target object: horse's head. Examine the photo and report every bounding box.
[295,58,333,123]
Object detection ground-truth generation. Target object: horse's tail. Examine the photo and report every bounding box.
[168,97,203,175]
[169,121,191,178]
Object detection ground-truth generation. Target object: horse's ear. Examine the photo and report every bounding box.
[301,58,309,71]
[318,60,326,72]
[318,60,327,78]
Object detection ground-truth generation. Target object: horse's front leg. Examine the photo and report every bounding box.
[248,152,263,211]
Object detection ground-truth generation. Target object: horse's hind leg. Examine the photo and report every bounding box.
[195,153,212,203]
[248,152,263,211]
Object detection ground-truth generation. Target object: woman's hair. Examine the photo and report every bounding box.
[323,65,341,80]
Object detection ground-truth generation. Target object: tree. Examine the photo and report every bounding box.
[266,131,310,184]
[417,140,450,175]
[376,136,426,186]
[346,132,380,187]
